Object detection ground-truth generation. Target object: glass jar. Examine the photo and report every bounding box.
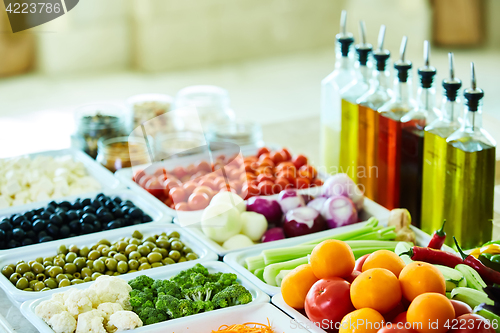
[154,131,207,161]
[207,121,263,148]
[72,103,127,159]
[127,93,174,135]
[96,136,152,172]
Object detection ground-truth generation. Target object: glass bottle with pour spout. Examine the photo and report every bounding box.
[400,41,441,227]
[421,52,462,235]
[377,36,415,210]
[338,21,373,183]
[356,25,392,201]
[320,10,356,175]
[444,63,496,249]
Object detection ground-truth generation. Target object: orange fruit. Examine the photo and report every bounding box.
[362,249,406,277]
[350,268,402,314]
[406,292,455,333]
[399,262,446,302]
[339,308,385,333]
[281,264,319,309]
[310,240,355,278]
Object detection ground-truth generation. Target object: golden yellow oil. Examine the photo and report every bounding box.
[339,99,359,182]
[358,105,379,201]
[321,124,340,175]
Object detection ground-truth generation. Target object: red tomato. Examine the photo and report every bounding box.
[256,166,274,176]
[305,278,355,329]
[174,202,190,211]
[138,175,154,188]
[250,161,260,172]
[188,193,210,210]
[270,151,285,165]
[259,158,275,168]
[272,183,283,194]
[355,254,370,272]
[281,148,292,161]
[227,168,242,180]
[448,314,495,333]
[299,165,317,180]
[312,178,324,187]
[169,187,187,204]
[384,302,407,323]
[153,168,167,177]
[157,173,168,184]
[393,311,407,325]
[192,185,213,197]
[172,166,187,179]
[244,163,255,173]
[450,300,472,318]
[293,154,308,169]
[180,175,191,183]
[145,178,164,198]
[213,177,227,189]
[346,270,361,283]
[275,177,290,190]
[245,184,260,197]
[198,178,216,190]
[196,161,212,173]
[258,153,271,161]
[257,147,271,157]
[182,182,197,196]
[295,177,310,189]
[185,164,196,176]
[133,169,146,183]
[258,180,274,196]
[163,197,173,207]
[276,161,295,171]
[257,173,275,183]
[163,178,180,196]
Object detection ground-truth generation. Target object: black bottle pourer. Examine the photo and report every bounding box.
[442,52,461,102]
[355,21,372,66]
[418,40,437,89]
[394,36,412,83]
[464,62,484,112]
[336,10,354,57]
[372,25,390,71]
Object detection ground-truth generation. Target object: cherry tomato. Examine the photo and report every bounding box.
[180,175,191,183]
[138,175,154,188]
[305,278,355,328]
[182,181,197,196]
[163,178,180,195]
[377,325,416,332]
[295,177,310,189]
[270,151,286,165]
[275,177,290,190]
[246,172,257,181]
[258,180,274,196]
[227,168,242,180]
[153,168,167,177]
[163,197,173,207]
[450,300,472,317]
[172,166,188,179]
[193,186,214,198]
[448,314,495,333]
[278,169,297,184]
[145,178,164,198]
[259,157,275,168]
[257,147,270,157]
[256,166,274,176]
[198,178,216,190]
[169,187,187,204]
[174,202,190,211]
[133,169,146,183]
[188,193,210,210]
[213,177,227,189]
[281,148,292,161]
[196,161,212,173]
[384,301,407,323]
[244,163,255,173]
[243,184,260,199]
[354,254,370,272]
[185,164,196,176]
[293,154,308,170]
[257,173,275,183]
[312,178,324,187]
[299,165,317,180]
[258,153,271,161]
[272,183,283,194]
[157,173,168,184]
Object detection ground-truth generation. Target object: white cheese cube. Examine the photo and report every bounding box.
[35,176,55,195]
[54,168,70,180]
[5,179,22,196]
[12,197,26,207]
[36,191,50,202]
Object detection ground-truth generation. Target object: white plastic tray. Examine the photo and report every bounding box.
[20,261,270,333]
[0,189,173,254]
[0,148,124,212]
[0,224,218,306]
[271,293,327,333]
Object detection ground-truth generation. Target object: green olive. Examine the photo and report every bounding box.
[36,273,46,281]
[131,230,143,239]
[93,259,105,273]
[16,263,30,275]
[109,245,117,252]
[128,251,141,261]
[40,287,51,292]
[9,273,22,285]
[116,261,128,274]
[83,276,92,282]
[81,268,93,278]
[23,271,35,281]
[30,263,44,274]
[91,272,102,280]
[168,231,180,239]
[143,236,155,243]
[182,246,193,254]
[159,248,168,258]
[128,259,139,270]
[23,288,34,291]
[125,244,138,255]
[87,250,101,261]
[79,246,90,258]
[65,274,73,280]
[108,251,118,258]
[73,258,86,271]
[114,253,127,262]
[16,277,29,290]
[28,260,36,267]
[33,281,45,291]
[73,272,81,279]
[45,278,57,289]
[56,253,66,259]
[55,274,67,283]
[151,262,163,268]
[116,241,128,252]
[160,232,167,236]
[170,241,183,252]
[48,266,63,278]
[130,238,141,245]
[43,257,53,263]
[112,272,120,276]
[43,261,53,267]
[162,258,175,265]
[53,257,66,267]
[151,247,162,254]
[65,252,77,263]
[1,266,14,278]
[156,239,170,250]
[105,271,114,276]
[186,253,198,261]
[138,257,148,264]
[63,263,77,274]
[138,263,151,271]
[105,258,118,271]
[138,245,150,256]
[147,252,162,264]
[69,245,79,254]
[57,244,68,255]
[143,241,156,250]
[35,257,43,264]
[29,280,38,288]
[101,246,111,257]
[168,250,181,261]
[178,257,187,262]
[58,279,71,288]
[71,279,84,284]
[86,260,94,270]
[128,269,138,273]
[97,239,111,246]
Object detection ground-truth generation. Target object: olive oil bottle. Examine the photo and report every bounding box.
[444,63,496,249]
[421,53,462,235]
[320,10,356,174]
[377,36,415,210]
[356,25,392,201]
[400,41,440,227]
[339,21,373,182]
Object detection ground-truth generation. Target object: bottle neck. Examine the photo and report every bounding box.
[393,80,413,104]
[440,96,461,124]
[336,56,352,70]
[372,70,391,90]
[357,64,371,82]
[462,105,483,133]
[417,87,436,111]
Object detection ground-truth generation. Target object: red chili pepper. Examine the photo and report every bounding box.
[454,237,500,285]
[428,220,446,250]
[402,246,463,268]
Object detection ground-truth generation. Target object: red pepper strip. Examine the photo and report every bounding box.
[454,237,500,285]
[402,246,463,268]
[428,220,447,250]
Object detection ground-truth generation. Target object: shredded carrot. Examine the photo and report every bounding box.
[211,318,281,333]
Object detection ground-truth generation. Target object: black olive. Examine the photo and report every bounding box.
[22,238,33,246]
[35,208,44,215]
[132,219,141,225]
[26,230,36,240]
[12,215,25,226]
[40,211,51,220]
[97,195,107,203]
[54,207,66,215]
[96,193,105,199]
[80,223,94,234]
[32,220,46,232]
[96,206,106,215]
[39,236,53,243]
[23,211,34,220]
[100,212,113,223]
[68,220,80,232]
[123,215,131,221]
[83,206,96,215]
[142,215,153,223]
[81,198,91,206]
[38,230,47,239]
[111,208,123,218]
[129,208,144,218]
[5,230,12,239]
[93,220,102,231]
[48,200,58,207]
[121,206,130,215]
[0,241,5,249]
[45,206,55,214]
[106,221,122,229]
[46,223,59,237]
[7,239,20,248]
[76,210,84,218]
[105,200,115,209]
[121,200,134,207]
[72,199,82,209]
[66,210,78,221]
[0,220,12,232]
[58,212,68,222]
[69,233,77,237]
[12,228,26,240]
[80,213,96,224]
[0,229,5,241]
[50,214,63,226]
[20,220,32,231]
[60,225,70,237]
[59,201,71,209]
[31,215,41,222]
[91,199,102,208]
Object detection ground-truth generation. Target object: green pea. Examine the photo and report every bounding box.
[33,281,45,291]
[65,252,77,263]
[138,245,150,257]
[186,253,198,261]
[36,273,46,281]
[45,278,57,289]
[125,244,138,255]
[69,245,79,254]
[128,259,139,270]
[31,263,45,274]
[138,263,151,271]
[81,268,93,278]
[1,266,14,278]
[114,253,127,262]
[116,241,128,252]
[130,238,141,245]
[79,246,90,258]
[97,239,111,246]
[86,260,94,270]
[57,245,68,255]
[16,277,29,290]
[23,271,35,281]
[147,252,162,264]
[9,273,21,284]
[73,258,86,271]
[93,259,106,273]
[35,257,43,264]
[105,258,118,271]
[91,272,102,280]
[170,241,183,252]
[58,279,71,288]
[131,230,143,239]
[168,250,181,261]
[83,276,92,282]
[168,231,180,239]
[87,250,101,261]
[128,251,141,261]
[48,266,63,278]
[16,263,30,275]
[29,280,38,289]
[63,263,77,274]
[178,257,187,263]
[56,274,67,283]
[71,279,84,284]
[162,258,175,265]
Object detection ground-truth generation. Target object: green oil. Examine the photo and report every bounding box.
[339,99,359,182]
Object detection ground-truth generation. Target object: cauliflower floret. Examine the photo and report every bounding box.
[106,311,143,332]
[81,288,100,308]
[47,311,77,333]
[64,289,95,317]
[51,292,66,304]
[35,300,67,322]
[76,309,107,333]
[97,303,123,322]
[90,276,132,310]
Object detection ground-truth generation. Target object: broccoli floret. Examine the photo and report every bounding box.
[129,289,155,311]
[184,282,217,302]
[152,279,183,298]
[128,275,155,291]
[138,307,167,326]
[155,294,182,319]
[217,273,237,287]
[212,284,252,309]
[190,272,206,286]
[178,299,194,317]
[170,264,210,288]
[192,300,214,313]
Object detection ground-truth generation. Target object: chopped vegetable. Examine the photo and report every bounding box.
[261,227,285,243]
[201,203,242,243]
[278,189,305,214]
[320,196,357,229]
[240,212,268,241]
[212,319,277,332]
[283,207,326,237]
[211,192,246,213]
[427,220,447,249]
[246,196,283,225]
[322,173,364,210]
[223,234,255,250]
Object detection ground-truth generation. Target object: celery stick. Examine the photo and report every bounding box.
[263,256,309,286]
[300,219,380,246]
[351,226,397,240]
[276,270,292,287]
[254,268,265,281]
[246,254,265,273]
